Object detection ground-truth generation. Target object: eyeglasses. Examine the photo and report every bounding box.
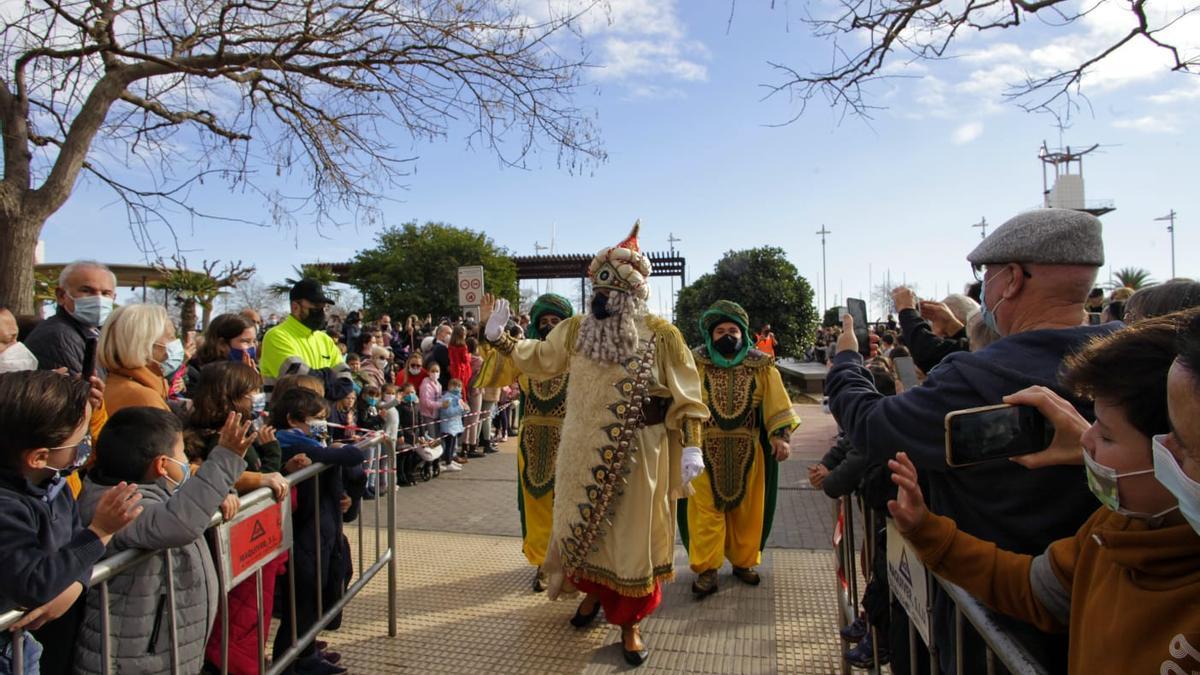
[972,264,1033,283]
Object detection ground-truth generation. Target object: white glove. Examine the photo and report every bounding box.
[681,446,705,484]
[485,298,511,342]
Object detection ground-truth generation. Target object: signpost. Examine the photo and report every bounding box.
[886,519,932,645]
[457,265,484,315]
[216,497,292,587]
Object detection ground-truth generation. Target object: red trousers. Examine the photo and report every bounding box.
[571,576,662,626]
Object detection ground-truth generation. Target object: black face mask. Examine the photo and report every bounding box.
[301,305,326,331]
[591,294,611,320]
[714,334,742,357]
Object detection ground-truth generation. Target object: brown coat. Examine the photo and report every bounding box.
[908,508,1200,674]
[103,365,169,415]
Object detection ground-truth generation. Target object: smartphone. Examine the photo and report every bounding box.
[1087,312,1103,326]
[81,337,98,381]
[944,404,1053,467]
[893,356,920,391]
[846,298,870,354]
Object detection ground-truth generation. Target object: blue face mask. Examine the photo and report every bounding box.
[403,393,418,403]
[979,267,1010,336]
[229,346,257,362]
[70,294,114,328]
[365,397,379,407]
[163,457,191,492]
[1152,435,1200,536]
[156,339,186,378]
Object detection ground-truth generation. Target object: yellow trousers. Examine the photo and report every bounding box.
[687,446,765,573]
[518,450,554,567]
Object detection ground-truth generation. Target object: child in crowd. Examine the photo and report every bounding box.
[439,378,469,471]
[344,353,364,395]
[418,361,443,436]
[357,385,385,499]
[0,371,141,675]
[75,407,254,675]
[183,361,299,675]
[271,388,366,675]
[329,389,357,443]
[393,384,426,483]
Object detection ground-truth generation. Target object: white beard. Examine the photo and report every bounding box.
[575,291,645,364]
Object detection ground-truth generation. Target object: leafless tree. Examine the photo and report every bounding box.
[217,274,286,318]
[758,0,1199,120]
[152,255,255,329]
[0,0,606,314]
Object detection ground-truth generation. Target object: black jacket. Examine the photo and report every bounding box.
[0,469,106,612]
[25,307,97,375]
[819,434,869,499]
[431,342,451,390]
[898,308,970,373]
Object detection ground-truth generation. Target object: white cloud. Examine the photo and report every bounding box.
[521,0,708,94]
[952,121,984,144]
[1112,114,1181,133]
[1147,78,1200,104]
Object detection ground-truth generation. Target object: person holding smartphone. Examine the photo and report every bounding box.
[886,311,1200,674]
[826,209,1118,674]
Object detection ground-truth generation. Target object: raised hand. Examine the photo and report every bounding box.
[479,293,496,327]
[835,315,859,355]
[256,425,277,446]
[919,300,964,336]
[887,452,929,534]
[218,412,256,457]
[1003,386,1088,469]
[891,286,918,312]
[484,296,511,342]
[86,376,105,416]
[88,482,143,542]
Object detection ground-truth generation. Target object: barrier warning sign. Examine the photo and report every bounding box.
[217,497,292,587]
[886,519,931,645]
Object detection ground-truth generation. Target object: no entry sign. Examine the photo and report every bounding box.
[457,266,485,308]
[216,497,292,587]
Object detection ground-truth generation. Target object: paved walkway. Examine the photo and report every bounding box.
[327,404,851,674]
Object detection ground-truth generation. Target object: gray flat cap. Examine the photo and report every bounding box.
[968,208,1104,267]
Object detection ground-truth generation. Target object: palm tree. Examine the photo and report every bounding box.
[1112,267,1156,290]
[270,265,342,300]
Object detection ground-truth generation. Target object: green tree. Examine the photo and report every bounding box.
[823,307,842,328]
[349,222,518,319]
[675,247,818,358]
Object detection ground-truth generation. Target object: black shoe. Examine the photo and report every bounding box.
[570,598,601,628]
[845,639,890,669]
[840,613,868,643]
[732,566,761,586]
[483,443,499,454]
[622,625,649,667]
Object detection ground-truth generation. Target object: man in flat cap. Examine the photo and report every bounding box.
[824,209,1118,674]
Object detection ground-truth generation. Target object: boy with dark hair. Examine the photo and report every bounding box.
[272,388,366,675]
[0,371,141,675]
[74,407,254,675]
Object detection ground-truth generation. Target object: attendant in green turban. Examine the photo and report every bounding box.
[679,300,801,598]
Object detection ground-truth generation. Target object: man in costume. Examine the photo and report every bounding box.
[481,223,709,667]
[476,293,575,592]
[679,301,801,597]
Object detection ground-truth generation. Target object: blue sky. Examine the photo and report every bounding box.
[38,1,1200,320]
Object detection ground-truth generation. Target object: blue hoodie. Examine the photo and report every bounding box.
[827,322,1120,672]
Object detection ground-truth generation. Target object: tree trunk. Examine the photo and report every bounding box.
[180,298,198,333]
[0,212,43,315]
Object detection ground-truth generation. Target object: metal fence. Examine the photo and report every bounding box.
[0,434,397,675]
[832,495,1052,675]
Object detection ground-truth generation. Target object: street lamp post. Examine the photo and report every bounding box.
[1154,210,1177,278]
[816,226,831,315]
[972,217,988,240]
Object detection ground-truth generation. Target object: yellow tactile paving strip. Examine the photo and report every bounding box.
[315,526,850,674]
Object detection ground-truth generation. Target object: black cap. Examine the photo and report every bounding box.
[290,278,335,305]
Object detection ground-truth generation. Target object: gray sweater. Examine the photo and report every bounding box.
[73,446,245,675]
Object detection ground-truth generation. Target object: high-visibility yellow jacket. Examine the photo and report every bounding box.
[260,315,346,389]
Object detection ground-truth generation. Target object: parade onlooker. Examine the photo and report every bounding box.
[260,279,352,402]
[0,304,38,373]
[754,324,777,357]
[25,261,116,375]
[430,324,452,390]
[0,371,141,675]
[98,304,182,415]
[439,378,468,470]
[887,311,1200,674]
[1123,278,1200,323]
[419,360,443,435]
[826,209,1115,673]
[75,408,250,675]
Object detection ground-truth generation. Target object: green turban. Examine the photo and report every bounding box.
[700,300,752,368]
[527,293,574,340]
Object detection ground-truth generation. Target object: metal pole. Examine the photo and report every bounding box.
[256,570,267,675]
[1155,210,1177,278]
[817,226,831,315]
[387,437,398,638]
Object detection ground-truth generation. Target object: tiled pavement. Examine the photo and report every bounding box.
[322,404,856,673]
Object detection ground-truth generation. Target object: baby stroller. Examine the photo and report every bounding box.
[415,438,444,481]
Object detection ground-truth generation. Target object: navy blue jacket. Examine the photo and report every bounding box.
[0,469,105,612]
[827,323,1121,672]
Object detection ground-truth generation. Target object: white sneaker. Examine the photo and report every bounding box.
[444,463,463,472]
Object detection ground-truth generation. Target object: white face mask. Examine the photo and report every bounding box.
[1152,435,1200,535]
[409,366,422,375]
[0,342,38,373]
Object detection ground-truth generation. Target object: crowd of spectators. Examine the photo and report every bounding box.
[0,269,526,675]
[815,209,1200,674]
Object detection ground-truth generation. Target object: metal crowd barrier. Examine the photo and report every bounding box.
[832,495,1052,675]
[0,434,397,675]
